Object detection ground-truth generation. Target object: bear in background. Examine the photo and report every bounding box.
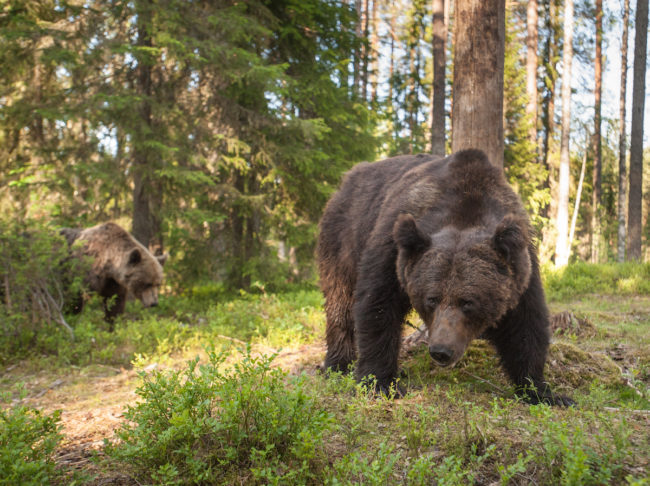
[317,149,573,406]
[61,222,167,329]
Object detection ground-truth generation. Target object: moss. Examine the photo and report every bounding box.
[546,341,623,389]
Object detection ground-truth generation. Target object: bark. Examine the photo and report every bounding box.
[132,0,163,252]
[591,0,603,263]
[451,0,506,168]
[618,0,630,262]
[430,0,447,156]
[526,0,539,150]
[541,0,559,183]
[353,0,362,95]
[627,0,648,261]
[362,0,370,101]
[370,0,378,103]
[408,38,416,153]
[554,0,574,266]
[389,11,397,141]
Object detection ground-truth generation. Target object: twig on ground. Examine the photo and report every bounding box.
[603,406,650,415]
[33,379,65,399]
[460,369,506,394]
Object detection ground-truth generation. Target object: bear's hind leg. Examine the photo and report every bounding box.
[323,283,356,373]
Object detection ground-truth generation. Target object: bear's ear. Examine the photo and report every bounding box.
[156,252,168,266]
[393,213,431,256]
[128,248,142,266]
[492,215,527,263]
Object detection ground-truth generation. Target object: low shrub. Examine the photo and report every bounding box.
[105,348,333,484]
[0,390,64,485]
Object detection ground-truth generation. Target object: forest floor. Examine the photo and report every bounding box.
[1,290,649,484]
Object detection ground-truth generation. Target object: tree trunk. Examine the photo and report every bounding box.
[590,0,603,263]
[389,11,397,142]
[554,0,574,266]
[451,0,506,168]
[370,0,378,103]
[362,0,370,102]
[430,0,447,157]
[618,0,630,262]
[132,0,163,253]
[353,0,362,96]
[526,0,539,151]
[541,0,559,178]
[569,146,589,256]
[408,40,416,153]
[627,0,648,261]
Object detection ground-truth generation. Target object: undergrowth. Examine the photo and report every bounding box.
[103,350,648,485]
[543,262,650,300]
[105,348,333,485]
[1,263,649,484]
[0,387,74,485]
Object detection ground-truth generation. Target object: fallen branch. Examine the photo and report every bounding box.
[603,406,650,415]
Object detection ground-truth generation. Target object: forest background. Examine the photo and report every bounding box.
[1,0,649,291]
[2,1,650,484]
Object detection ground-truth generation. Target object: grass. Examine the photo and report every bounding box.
[0,264,649,484]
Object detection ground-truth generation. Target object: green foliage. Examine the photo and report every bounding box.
[105,348,334,485]
[0,389,64,486]
[503,3,550,235]
[543,262,650,300]
[1,0,379,291]
[528,405,635,485]
[330,441,400,485]
[0,218,86,360]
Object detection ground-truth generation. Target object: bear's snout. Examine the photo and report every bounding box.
[429,344,454,366]
[427,305,474,368]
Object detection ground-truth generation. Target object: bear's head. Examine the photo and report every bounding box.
[394,213,532,368]
[123,248,166,308]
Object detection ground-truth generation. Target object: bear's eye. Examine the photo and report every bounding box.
[426,296,440,309]
[459,299,476,314]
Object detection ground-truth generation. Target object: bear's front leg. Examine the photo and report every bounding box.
[487,265,574,407]
[353,247,411,397]
[103,288,126,331]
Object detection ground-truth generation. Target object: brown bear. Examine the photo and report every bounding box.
[61,222,167,329]
[318,149,573,406]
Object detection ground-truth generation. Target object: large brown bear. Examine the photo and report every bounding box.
[318,149,572,406]
[61,222,166,329]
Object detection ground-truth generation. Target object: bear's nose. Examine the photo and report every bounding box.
[429,345,453,365]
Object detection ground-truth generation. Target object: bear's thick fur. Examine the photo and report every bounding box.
[318,149,572,405]
[61,222,166,329]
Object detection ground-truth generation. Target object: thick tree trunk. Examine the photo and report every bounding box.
[526,0,539,151]
[591,0,603,263]
[451,0,506,168]
[554,0,574,266]
[132,0,163,253]
[618,0,630,262]
[627,0,648,261]
[430,0,447,157]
